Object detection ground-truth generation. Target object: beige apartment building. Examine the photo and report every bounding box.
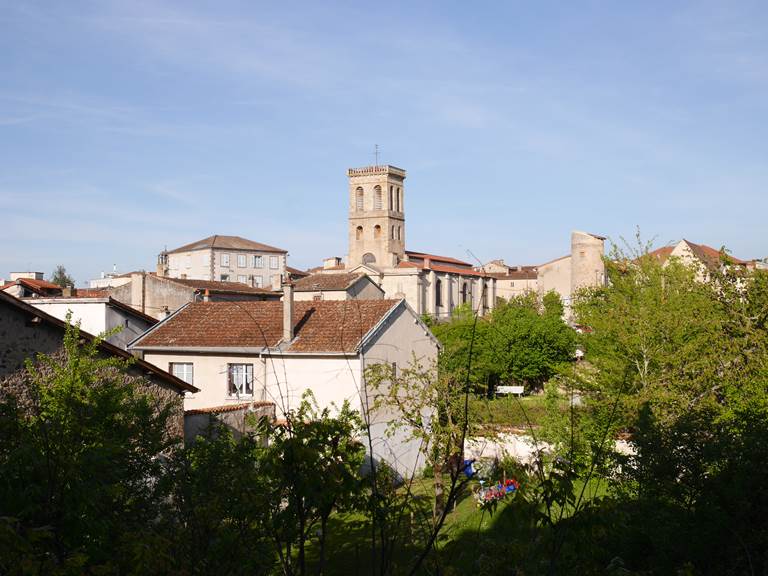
[156,235,288,288]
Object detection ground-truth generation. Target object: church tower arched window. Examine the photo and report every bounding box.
[356,187,364,212]
[374,185,382,210]
[356,226,363,240]
[374,225,381,239]
[389,186,394,210]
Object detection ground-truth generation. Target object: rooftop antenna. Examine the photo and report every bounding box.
[374,144,380,167]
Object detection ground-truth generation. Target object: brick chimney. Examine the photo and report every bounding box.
[282,275,294,343]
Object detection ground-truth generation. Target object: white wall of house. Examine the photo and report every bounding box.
[30,300,108,336]
[142,351,364,418]
[27,299,154,349]
[140,302,439,476]
[361,303,439,475]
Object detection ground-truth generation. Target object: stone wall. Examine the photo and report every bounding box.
[184,402,275,443]
[0,298,184,439]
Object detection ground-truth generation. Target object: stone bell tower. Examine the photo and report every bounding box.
[347,165,406,268]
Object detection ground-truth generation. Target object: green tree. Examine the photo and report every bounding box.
[161,428,275,576]
[0,319,180,574]
[50,265,75,288]
[482,292,576,392]
[261,392,365,576]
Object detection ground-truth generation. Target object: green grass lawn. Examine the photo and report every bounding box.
[303,471,607,575]
[468,393,569,428]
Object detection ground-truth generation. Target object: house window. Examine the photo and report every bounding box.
[252,255,263,268]
[220,274,230,281]
[374,185,382,210]
[269,256,279,269]
[228,363,253,396]
[313,294,322,301]
[254,275,263,288]
[461,282,468,304]
[237,254,246,268]
[170,362,194,385]
[237,275,247,284]
[221,253,230,267]
[356,187,364,211]
[435,278,442,308]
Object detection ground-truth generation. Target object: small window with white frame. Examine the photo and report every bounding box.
[252,254,264,268]
[237,254,246,268]
[237,275,247,284]
[269,255,279,269]
[221,253,230,267]
[169,362,194,385]
[254,275,263,288]
[228,363,253,396]
[220,273,230,281]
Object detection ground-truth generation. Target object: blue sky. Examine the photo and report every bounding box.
[1,1,766,284]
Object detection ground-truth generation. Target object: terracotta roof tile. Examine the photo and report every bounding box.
[294,272,367,292]
[1,278,62,295]
[165,235,287,255]
[168,278,279,295]
[684,240,748,266]
[133,299,401,353]
[487,270,538,280]
[185,401,274,415]
[405,250,473,267]
[395,261,492,277]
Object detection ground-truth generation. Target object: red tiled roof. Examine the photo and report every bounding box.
[185,401,274,415]
[0,291,196,393]
[487,270,538,280]
[647,245,675,263]
[132,299,401,353]
[405,250,473,267]
[286,265,310,278]
[1,278,63,295]
[165,235,287,255]
[395,261,492,277]
[167,278,278,295]
[684,240,748,266]
[294,272,371,292]
[647,241,748,268]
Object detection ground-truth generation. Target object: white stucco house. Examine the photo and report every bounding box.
[129,286,440,474]
[25,296,157,350]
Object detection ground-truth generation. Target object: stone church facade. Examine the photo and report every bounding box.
[320,164,496,319]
